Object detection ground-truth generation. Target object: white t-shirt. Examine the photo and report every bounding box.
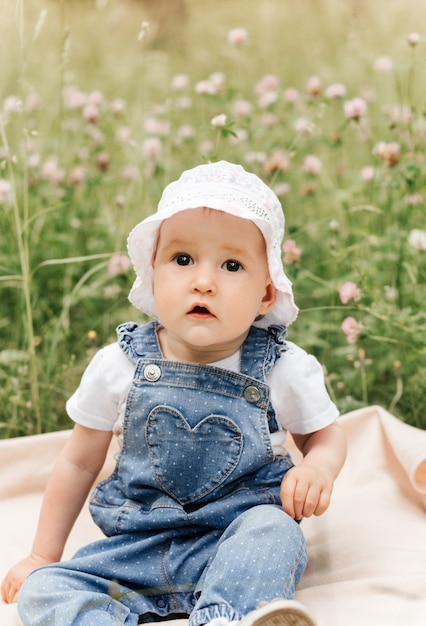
[66,340,338,456]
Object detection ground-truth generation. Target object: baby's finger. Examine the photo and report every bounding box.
[292,480,311,520]
[1,581,11,604]
[280,472,298,518]
[313,487,331,516]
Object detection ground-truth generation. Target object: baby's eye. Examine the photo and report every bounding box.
[223,259,243,272]
[173,254,193,266]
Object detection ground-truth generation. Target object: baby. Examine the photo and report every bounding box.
[2,160,346,626]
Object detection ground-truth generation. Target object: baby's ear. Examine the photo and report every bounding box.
[258,281,276,315]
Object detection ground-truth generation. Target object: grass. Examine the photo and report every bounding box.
[1,0,426,437]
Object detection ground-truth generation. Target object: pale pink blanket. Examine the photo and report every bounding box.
[1,406,425,625]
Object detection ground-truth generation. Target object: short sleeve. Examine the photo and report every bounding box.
[268,341,339,435]
[66,343,134,431]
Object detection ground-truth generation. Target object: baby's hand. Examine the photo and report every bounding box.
[1,554,52,604]
[280,463,333,520]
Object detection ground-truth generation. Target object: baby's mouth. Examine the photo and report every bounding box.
[189,305,213,317]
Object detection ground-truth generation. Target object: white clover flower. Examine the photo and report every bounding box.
[344,97,367,119]
[255,74,279,95]
[302,155,322,176]
[0,178,13,205]
[306,75,322,96]
[227,27,248,45]
[142,137,163,161]
[176,124,196,143]
[244,151,267,165]
[325,83,347,99]
[116,126,132,143]
[294,117,316,137]
[143,116,170,136]
[407,32,421,46]
[170,73,189,91]
[209,72,225,89]
[69,166,86,185]
[283,88,300,104]
[258,91,278,109]
[41,157,65,185]
[195,80,217,95]
[63,87,87,109]
[360,166,376,182]
[211,113,227,127]
[110,98,127,115]
[232,98,253,117]
[374,56,394,74]
[384,286,398,301]
[82,103,100,123]
[3,95,23,113]
[88,90,104,106]
[408,229,426,251]
[373,141,400,167]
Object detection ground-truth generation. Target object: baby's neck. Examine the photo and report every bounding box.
[156,326,247,364]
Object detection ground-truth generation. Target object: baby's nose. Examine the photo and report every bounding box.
[191,264,217,293]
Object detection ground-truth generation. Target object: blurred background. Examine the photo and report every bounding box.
[1,0,425,435]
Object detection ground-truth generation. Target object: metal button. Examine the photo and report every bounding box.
[143,364,161,382]
[244,385,261,403]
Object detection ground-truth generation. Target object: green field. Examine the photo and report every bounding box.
[1,0,425,436]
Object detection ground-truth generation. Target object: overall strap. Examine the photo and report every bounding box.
[240,324,288,434]
[240,324,288,381]
[117,321,162,363]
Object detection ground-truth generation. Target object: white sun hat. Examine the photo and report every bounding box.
[127,160,298,328]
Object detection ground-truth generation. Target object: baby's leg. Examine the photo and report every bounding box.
[17,530,213,626]
[190,504,307,626]
[18,563,139,626]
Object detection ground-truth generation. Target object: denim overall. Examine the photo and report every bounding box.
[19,322,307,626]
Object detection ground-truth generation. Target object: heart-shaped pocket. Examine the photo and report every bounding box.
[146,406,243,504]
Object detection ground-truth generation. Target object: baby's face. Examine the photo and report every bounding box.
[152,207,276,363]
